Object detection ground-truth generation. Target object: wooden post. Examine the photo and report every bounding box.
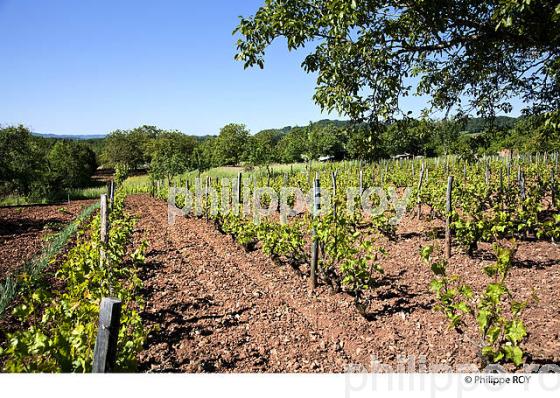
[509,150,513,168]
[205,176,209,221]
[551,167,556,209]
[499,165,503,189]
[236,172,242,211]
[100,194,109,267]
[173,181,178,211]
[359,168,363,196]
[266,168,271,187]
[92,297,122,373]
[194,177,202,217]
[309,173,321,292]
[109,181,115,209]
[499,167,504,211]
[519,170,526,201]
[445,176,454,259]
[516,165,522,198]
[100,194,109,243]
[331,171,338,220]
[417,161,425,219]
[507,158,511,185]
[384,161,388,183]
[183,179,190,217]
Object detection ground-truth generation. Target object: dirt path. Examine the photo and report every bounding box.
[128,195,358,372]
[127,195,560,373]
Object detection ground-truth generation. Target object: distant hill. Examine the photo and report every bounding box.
[293,116,520,134]
[263,116,520,136]
[30,116,520,142]
[193,134,215,141]
[258,119,352,136]
[32,132,106,140]
[463,116,518,132]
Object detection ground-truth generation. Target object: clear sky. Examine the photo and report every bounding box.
[0,0,521,136]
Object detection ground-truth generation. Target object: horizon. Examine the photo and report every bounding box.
[29,118,350,138]
[29,114,521,139]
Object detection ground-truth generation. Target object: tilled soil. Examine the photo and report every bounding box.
[127,195,560,373]
[0,200,94,281]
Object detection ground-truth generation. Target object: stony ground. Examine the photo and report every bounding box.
[127,195,560,373]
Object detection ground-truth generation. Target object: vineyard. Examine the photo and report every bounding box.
[2,8,560,398]
[0,190,147,372]
[133,153,559,370]
[2,153,557,372]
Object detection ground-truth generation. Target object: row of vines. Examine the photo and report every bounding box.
[126,152,558,368]
[0,191,148,372]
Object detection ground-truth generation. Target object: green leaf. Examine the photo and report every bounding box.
[454,301,471,314]
[510,301,526,316]
[486,325,501,344]
[420,245,433,261]
[503,345,524,367]
[484,264,497,277]
[485,283,506,303]
[505,320,527,345]
[449,313,462,328]
[477,309,490,332]
[459,284,473,298]
[431,261,446,276]
[483,345,505,363]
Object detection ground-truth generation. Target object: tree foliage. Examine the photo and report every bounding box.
[235,0,560,121]
[306,123,346,160]
[0,125,97,199]
[192,137,217,170]
[147,131,197,181]
[102,125,161,170]
[47,141,97,188]
[213,124,250,166]
[0,125,42,195]
[276,127,309,163]
[246,129,283,165]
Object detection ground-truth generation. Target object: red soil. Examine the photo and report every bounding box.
[0,200,94,281]
[127,195,560,373]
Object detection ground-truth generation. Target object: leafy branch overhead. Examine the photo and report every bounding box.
[235,0,560,121]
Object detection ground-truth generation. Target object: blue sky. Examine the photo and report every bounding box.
[0,1,521,136]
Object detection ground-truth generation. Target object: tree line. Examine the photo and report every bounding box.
[0,125,97,200]
[100,115,559,183]
[2,113,557,201]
